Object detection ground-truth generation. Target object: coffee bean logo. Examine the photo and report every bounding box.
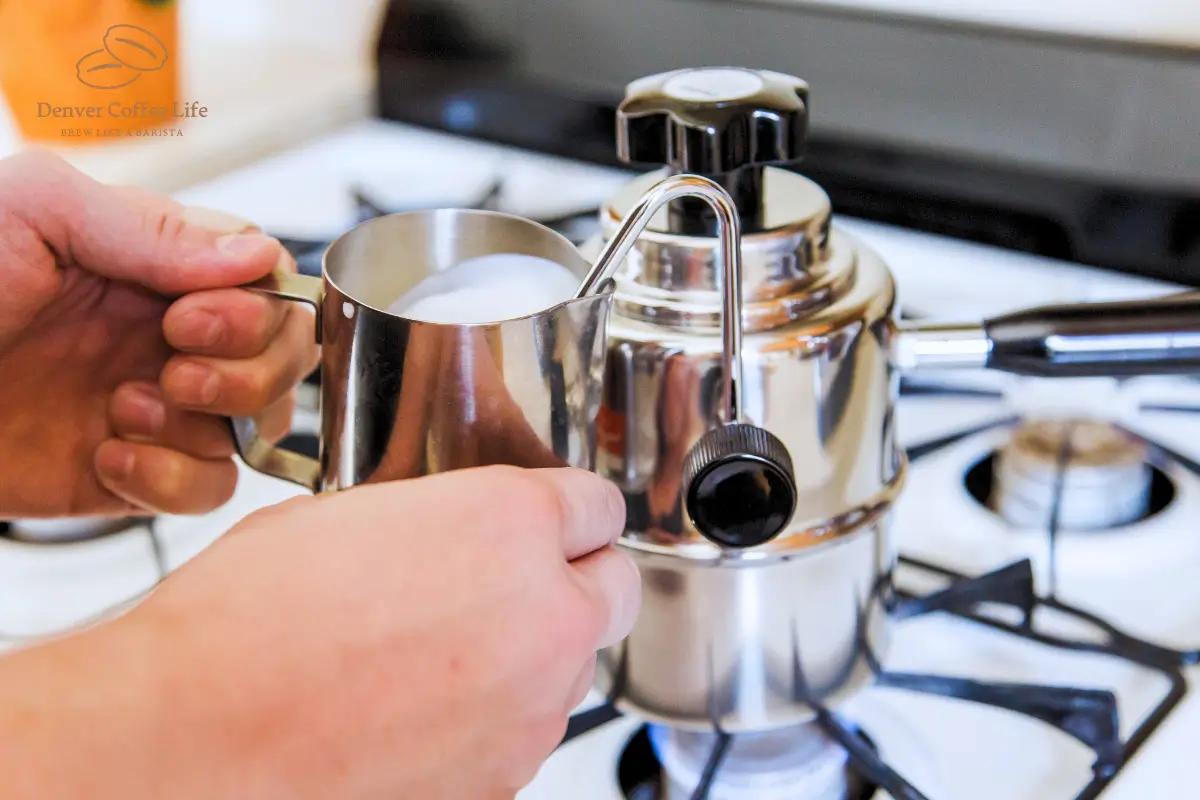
[103,25,169,72]
[76,50,142,90]
[76,24,169,89]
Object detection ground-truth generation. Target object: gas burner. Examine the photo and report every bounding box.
[646,722,854,800]
[968,419,1175,531]
[895,383,1200,586]
[616,724,878,800]
[963,453,1177,536]
[1,516,152,545]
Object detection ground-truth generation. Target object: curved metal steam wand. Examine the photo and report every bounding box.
[574,174,746,426]
[574,174,798,549]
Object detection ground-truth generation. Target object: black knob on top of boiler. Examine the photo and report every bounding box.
[616,67,810,235]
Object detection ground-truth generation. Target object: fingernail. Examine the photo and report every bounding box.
[176,310,224,348]
[119,385,165,435]
[605,481,627,544]
[96,445,135,482]
[216,232,277,258]
[168,363,220,405]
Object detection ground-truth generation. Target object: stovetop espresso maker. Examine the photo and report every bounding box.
[233,64,1200,738]
[579,66,1200,734]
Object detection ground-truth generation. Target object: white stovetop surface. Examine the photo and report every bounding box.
[3,120,1199,799]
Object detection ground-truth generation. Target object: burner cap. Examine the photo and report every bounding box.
[989,419,1152,531]
[650,723,848,800]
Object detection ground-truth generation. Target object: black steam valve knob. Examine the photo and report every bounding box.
[617,67,810,235]
[681,423,798,549]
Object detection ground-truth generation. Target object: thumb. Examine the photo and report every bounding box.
[6,151,283,295]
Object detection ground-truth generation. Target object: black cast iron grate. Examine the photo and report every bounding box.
[0,518,169,644]
[563,553,1193,800]
[563,554,1192,800]
[560,402,1200,799]
[0,515,152,545]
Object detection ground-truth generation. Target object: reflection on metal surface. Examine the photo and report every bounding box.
[596,517,893,731]
[593,232,900,550]
[230,414,322,491]
[578,174,748,426]
[892,323,990,371]
[593,175,902,730]
[600,169,841,333]
[231,209,613,490]
[234,176,748,493]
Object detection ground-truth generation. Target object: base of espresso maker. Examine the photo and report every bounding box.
[595,515,893,733]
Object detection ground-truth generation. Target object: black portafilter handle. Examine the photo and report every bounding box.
[985,292,1200,377]
[616,67,809,236]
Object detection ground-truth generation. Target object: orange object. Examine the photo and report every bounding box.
[0,0,179,143]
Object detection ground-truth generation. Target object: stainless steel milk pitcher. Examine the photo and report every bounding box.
[229,208,611,491]
[229,176,765,498]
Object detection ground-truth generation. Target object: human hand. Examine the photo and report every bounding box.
[0,151,318,518]
[371,325,569,482]
[648,354,703,532]
[0,466,641,800]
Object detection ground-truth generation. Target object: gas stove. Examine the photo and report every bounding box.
[3,120,1199,799]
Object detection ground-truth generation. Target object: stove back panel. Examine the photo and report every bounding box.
[375,0,1200,286]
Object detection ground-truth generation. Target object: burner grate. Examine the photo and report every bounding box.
[0,516,151,545]
[896,556,1190,800]
[565,405,1200,798]
[0,519,170,644]
[564,555,1193,799]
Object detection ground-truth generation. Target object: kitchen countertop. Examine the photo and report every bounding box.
[0,42,374,195]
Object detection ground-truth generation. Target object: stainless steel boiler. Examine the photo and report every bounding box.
[583,66,1200,733]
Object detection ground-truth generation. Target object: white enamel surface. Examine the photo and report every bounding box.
[1,121,1197,799]
[662,69,766,102]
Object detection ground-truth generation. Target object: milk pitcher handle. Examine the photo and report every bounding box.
[226,270,325,492]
